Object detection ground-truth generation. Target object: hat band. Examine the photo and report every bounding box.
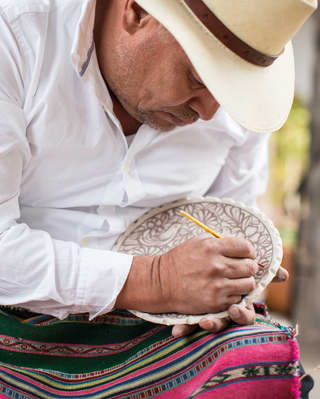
[184,0,281,67]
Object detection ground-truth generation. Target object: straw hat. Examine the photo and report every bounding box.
[135,0,317,133]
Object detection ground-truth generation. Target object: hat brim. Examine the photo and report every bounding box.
[136,0,295,133]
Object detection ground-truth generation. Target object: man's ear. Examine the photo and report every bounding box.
[123,0,150,34]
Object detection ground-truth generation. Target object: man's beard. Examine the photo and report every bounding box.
[136,108,199,132]
[109,82,198,132]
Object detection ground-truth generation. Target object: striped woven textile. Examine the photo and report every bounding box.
[0,306,300,399]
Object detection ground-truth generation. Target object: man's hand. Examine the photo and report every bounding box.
[171,266,289,338]
[158,235,258,315]
[116,235,258,315]
[171,302,255,337]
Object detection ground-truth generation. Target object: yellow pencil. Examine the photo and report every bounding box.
[180,210,222,238]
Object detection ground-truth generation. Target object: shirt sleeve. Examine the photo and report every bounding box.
[0,11,132,320]
[207,125,271,208]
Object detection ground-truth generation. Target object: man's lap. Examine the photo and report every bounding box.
[0,307,302,398]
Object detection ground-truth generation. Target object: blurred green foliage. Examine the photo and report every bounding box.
[268,97,310,246]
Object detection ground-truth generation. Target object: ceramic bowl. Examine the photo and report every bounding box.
[112,197,282,325]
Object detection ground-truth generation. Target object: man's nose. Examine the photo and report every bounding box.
[189,89,219,121]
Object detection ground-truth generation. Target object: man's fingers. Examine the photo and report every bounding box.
[226,276,256,295]
[172,324,197,338]
[226,295,242,306]
[224,258,259,278]
[272,266,289,283]
[228,303,256,325]
[225,262,288,283]
[199,317,230,333]
[199,303,256,334]
[220,236,256,259]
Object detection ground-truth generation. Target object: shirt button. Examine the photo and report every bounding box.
[123,163,130,174]
[81,237,89,246]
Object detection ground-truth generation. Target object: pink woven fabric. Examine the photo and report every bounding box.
[0,309,300,399]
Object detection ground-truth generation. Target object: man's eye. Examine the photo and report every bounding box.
[190,73,204,88]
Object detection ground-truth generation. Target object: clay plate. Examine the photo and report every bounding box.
[112,197,282,325]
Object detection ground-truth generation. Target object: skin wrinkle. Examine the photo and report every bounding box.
[150,255,163,302]
[157,254,172,311]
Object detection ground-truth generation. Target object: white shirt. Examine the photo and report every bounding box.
[0,0,270,319]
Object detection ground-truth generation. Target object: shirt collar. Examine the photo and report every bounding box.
[71,0,96,78]
[70,0,120,125]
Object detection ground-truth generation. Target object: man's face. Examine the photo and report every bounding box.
[105,19,219,132]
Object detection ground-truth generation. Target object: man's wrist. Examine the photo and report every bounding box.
[115,255,171,313]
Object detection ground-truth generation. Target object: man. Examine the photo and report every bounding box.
[0,0,316,398]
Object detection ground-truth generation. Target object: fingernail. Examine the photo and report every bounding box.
[203,319,215,330]
[257,263,266,273]
[278,267,287,281]
[253,262,259,274]
[172,325,184,337]
[229,306,240,319]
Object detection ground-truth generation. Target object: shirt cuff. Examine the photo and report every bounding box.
[76,247,133,319]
